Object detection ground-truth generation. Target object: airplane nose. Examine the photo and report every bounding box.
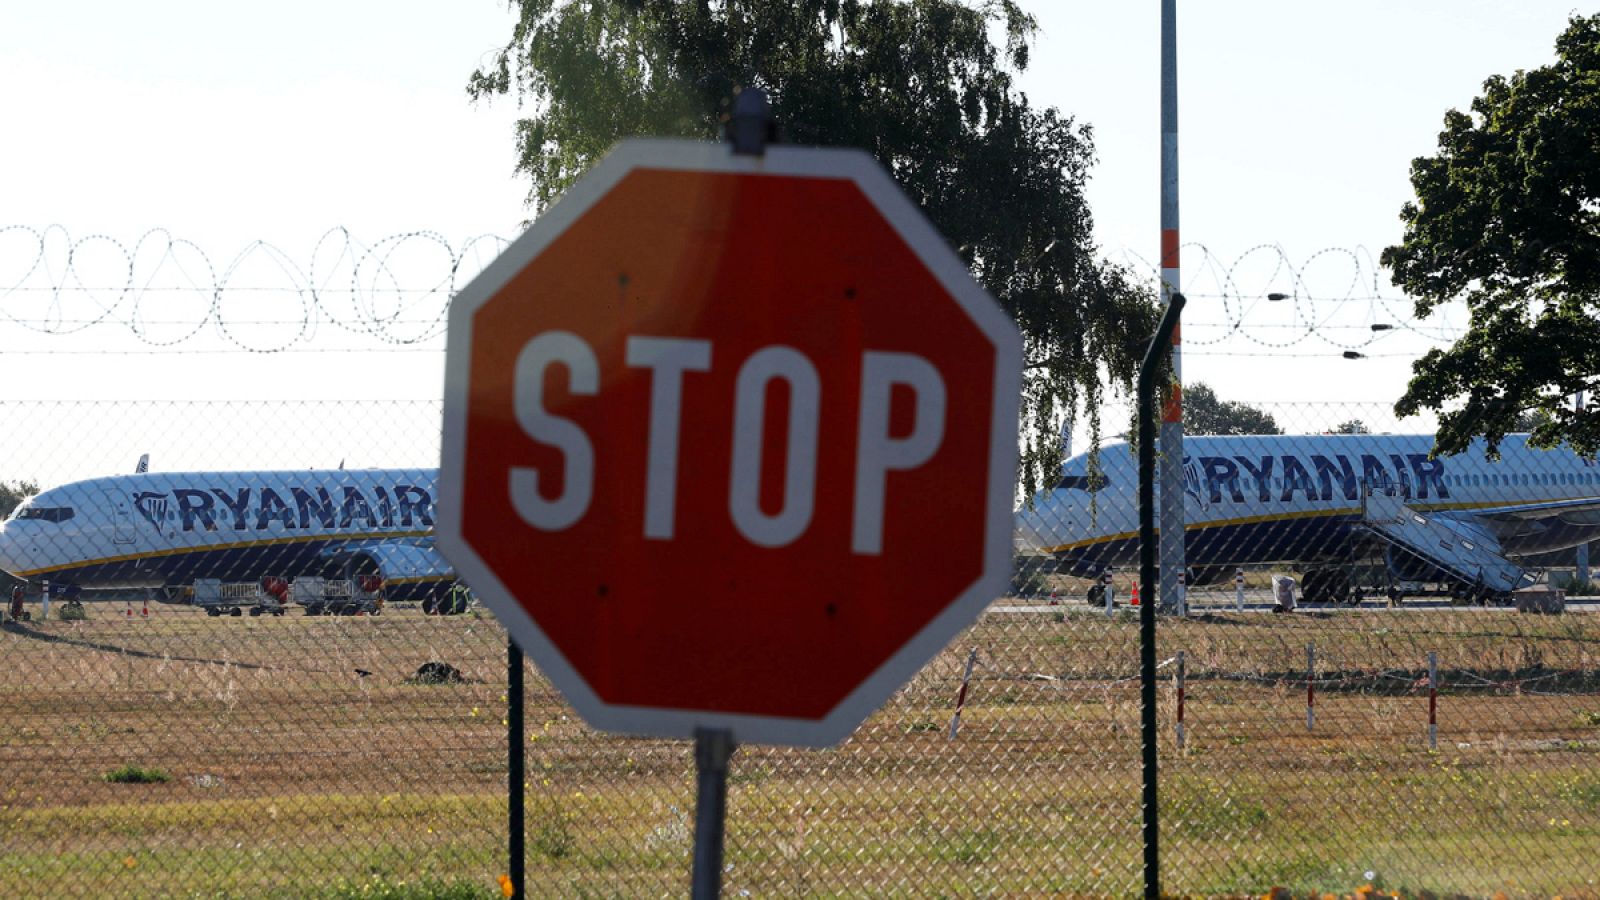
[0,523,14,575]
[0,521,28,578]
[1015,498,1075,553]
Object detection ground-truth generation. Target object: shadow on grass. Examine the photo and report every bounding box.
[1,620,270,671]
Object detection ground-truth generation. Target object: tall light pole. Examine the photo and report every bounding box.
[1159,0,1185,615]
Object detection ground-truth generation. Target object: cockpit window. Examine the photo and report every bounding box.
[1053,474,1109,493]
[16,506,74,522]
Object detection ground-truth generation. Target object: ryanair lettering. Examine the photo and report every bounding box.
[131,484,434,533]
[1183,454,1448,505]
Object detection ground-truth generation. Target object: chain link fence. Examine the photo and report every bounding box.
[3,399,1599,896]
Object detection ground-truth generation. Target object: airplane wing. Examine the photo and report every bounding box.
[319,539,455,586]
[1434,497,1600,564]
[1458,497,1600,526]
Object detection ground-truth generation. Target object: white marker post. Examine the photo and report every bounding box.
[1175,650,1187,751]
[1427,651,1439,750]
[948,648,979,741]
[1103,570,1116,618]
[1306,643,1316,731]
[1234,568,1246,613]
[1176,570,1187,617]
[41,580,50,622]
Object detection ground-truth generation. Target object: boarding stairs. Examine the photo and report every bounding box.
[1358,489,1526,594]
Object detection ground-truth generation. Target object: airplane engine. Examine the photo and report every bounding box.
[324,542,457,612]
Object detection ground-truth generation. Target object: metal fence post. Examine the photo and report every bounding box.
[508,638,525,899]
[1139,291,1185,899]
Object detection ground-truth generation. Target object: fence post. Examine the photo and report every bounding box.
[508,638,525,899]
[1138,290,1184,900]
[1306,643,1316,731]
[1175,650,1186,751]
[1428,651,1438,750]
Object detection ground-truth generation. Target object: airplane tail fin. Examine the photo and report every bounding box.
[135,454,149,474]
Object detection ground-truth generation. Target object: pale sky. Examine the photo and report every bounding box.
[0,0,1586,479]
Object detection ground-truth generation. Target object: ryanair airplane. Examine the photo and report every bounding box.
[0,466,457,611]
[1016,433,1600,604]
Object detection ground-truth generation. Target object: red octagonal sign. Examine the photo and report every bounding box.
[438,140,1020,746]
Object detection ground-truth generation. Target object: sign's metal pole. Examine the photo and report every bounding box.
[508,638,526,899]
[691,728,737,900]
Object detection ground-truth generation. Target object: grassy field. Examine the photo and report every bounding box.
[2,599,1598,897]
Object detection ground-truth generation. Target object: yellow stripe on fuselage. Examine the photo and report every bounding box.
[15,529,434,578]
[1037,494,1590,556]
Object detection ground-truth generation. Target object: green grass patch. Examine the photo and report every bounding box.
[309,877,496,899]
[102,765,169,785]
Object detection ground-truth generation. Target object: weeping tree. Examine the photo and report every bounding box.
[468,0,1159,496]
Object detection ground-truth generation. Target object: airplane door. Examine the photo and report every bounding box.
[107,492,135,544]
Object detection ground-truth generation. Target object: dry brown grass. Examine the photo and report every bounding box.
[1,601,1598,897]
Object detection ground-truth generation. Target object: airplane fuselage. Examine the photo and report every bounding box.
[1018,433,1600,577]
[0,468,448,596]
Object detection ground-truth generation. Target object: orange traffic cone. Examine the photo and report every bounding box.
[1131,582,1141,606]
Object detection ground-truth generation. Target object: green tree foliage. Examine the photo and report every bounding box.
[1182,382,1281,436]
[0,479,39,598]
[1383,14,1600,458]
[0,480,36,519]
[468,0,1159,496]
[1334,419,1370,435]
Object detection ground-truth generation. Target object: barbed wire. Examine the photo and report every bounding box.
[1113,242,1467,350]
[2,228,1468,355]
[0,226,511,353]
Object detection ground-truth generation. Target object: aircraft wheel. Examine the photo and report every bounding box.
[421,596,438,615]
[1386,588,1403,607]
[1300,570,1325,604]
[206,607,222,617]
[249,607,263,617]
[229,607,243,617]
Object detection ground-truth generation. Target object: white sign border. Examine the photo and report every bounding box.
[438,138,1022,748]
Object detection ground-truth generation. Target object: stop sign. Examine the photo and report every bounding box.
[438,139,1020,746]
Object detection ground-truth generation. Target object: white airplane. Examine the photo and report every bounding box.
[0,465,460,612]
[1016,432,1600,604]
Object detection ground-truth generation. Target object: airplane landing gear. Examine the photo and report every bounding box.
[1300,568,1353,605]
